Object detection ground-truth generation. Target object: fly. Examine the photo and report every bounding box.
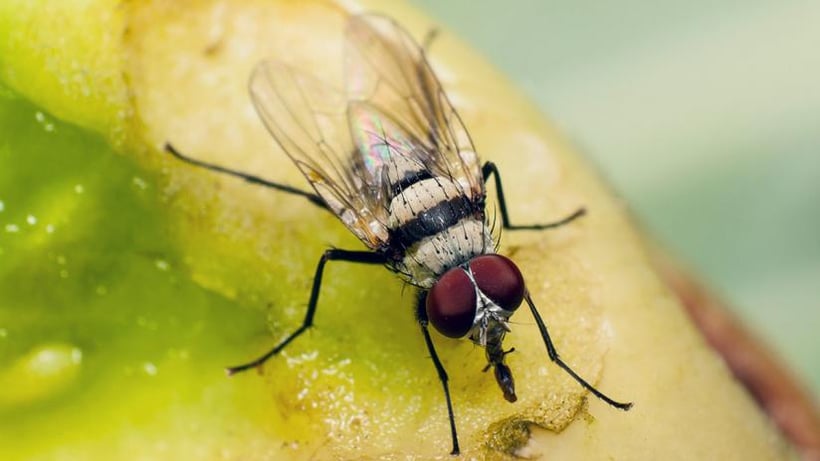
[165,13,632,455]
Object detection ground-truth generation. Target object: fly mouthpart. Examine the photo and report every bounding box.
[482,347,516,372]
[483,321,517,402]
[494,362,517,403]
[469,304,514,347]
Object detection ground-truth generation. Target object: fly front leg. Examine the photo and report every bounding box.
[226,249,386,375]
[419,321,461,455]
[416,292,461,455]
[482,161,586,230]
[524,292,633,410]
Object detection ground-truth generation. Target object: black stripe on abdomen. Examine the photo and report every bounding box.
[389,169,433,198]
[390,195,478,246]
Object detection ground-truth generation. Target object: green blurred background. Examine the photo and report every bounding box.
[413,0,820,395]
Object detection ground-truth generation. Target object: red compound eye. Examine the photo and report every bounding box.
[426,267,477,338]
[469,255,525,311]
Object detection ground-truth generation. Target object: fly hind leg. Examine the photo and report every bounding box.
[482,161,586,230]
[226,249,385,375]
[164,143,327,210]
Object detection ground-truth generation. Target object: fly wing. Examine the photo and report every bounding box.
[249,61,390,248]
[344,14,484,200]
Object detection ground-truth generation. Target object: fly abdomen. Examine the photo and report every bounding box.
[385,175,492,287]
[389,169,433,197]
[387,177,478,244]
[392,195,475,243]
[401,219,492,287]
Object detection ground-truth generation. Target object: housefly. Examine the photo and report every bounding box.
[165,13,632,455]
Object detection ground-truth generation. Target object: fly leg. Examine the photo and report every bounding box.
[226,249,385,375]
[482,161,586,230]
[524,292,633,410]
[416,292,460,455]
[421,26,439,52]
[484,162,631,409]
[164,142,327,209]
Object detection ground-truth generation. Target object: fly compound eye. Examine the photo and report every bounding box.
[426,267,477,338]
[469,255,525,312]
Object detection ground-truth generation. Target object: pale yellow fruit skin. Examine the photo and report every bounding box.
[0,0,129,137]
[0,0,791,459]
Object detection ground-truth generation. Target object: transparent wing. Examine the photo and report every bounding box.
[249,61,390,248]
[344,14,484,199]
[249,15,483,249]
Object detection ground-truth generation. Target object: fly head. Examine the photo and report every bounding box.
[426,254,527,402]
